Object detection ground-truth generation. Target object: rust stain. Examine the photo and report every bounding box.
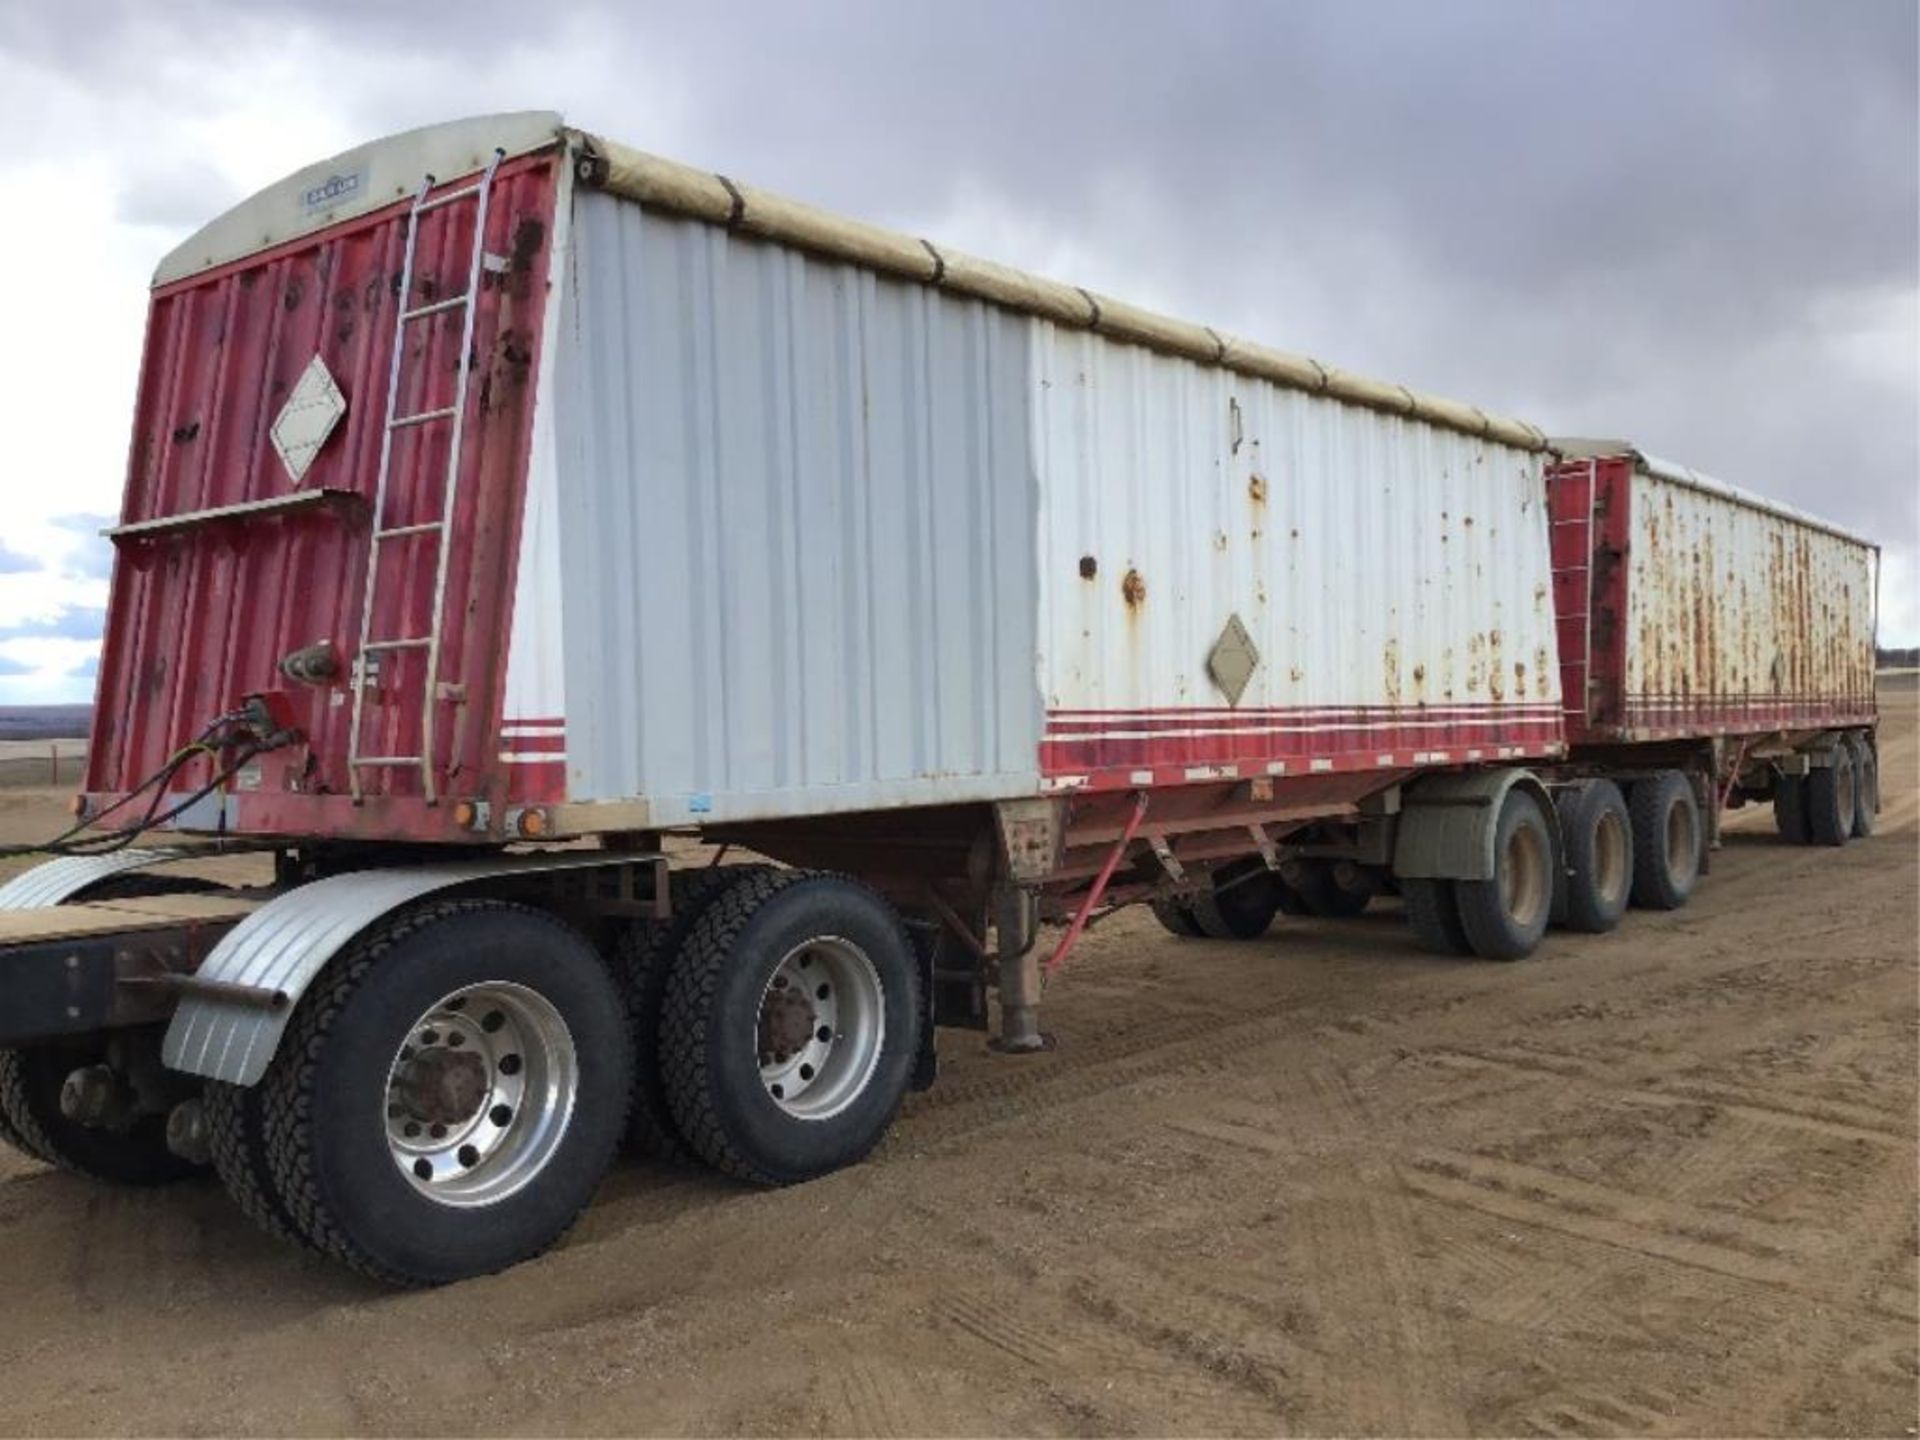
[1384,638,1402,706]
[1534,645,1550,698]
[1121,568,1147,609]
[1248,473,1267,504]
[1411,662,1427,703]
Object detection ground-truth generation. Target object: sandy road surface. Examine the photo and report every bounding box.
[0,694,1912,1436]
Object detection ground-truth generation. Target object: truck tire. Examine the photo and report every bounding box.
[1629,770,1702,909]
[660,870,920,1186]
[1288,859,1375,918]
[614,865,768,1159]
[1774,773,1810,844]
[1149,898,1205,938]
[1845,733,1877,839]
[258,901,633,1286]
[1453,789,1555,960]
[0,1034,202,1185]
[0,870,227,1169]
[1552,780,1633,934]
[204,1080,304,1244]
[1403,878,1471,956]
[1189,859,1282,940]
[1805,744,1856,847]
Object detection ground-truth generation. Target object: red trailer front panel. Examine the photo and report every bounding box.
[86,147,562,841]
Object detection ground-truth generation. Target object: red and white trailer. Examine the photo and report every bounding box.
[0,114,1878,1283]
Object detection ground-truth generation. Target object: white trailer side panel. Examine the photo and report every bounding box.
[1622,457,1878,737]
[1031,331,1561,783]
[553,192,1044,825]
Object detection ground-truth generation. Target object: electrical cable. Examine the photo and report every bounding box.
[0,708,289,861]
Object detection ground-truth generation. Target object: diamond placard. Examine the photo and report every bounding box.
[270,354,347,484]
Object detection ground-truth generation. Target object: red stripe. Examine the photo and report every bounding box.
[499,733,566,753]
[1041,716,1565,774]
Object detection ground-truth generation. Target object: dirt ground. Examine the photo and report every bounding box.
[0,690,1912,1438]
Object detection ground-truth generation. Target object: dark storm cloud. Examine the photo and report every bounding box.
[6,0,1915,620]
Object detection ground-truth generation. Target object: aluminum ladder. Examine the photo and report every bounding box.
[347,147,505,805]
[1550,457,1600,731]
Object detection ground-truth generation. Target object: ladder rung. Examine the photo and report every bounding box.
[374,522,446,540]
[364,637,430,651]
[353,756,425,767]
[389,406,458,430]
[402,295,470,322]
[418,184,482,214]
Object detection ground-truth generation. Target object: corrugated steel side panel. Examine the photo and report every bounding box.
[1032,332,1562,784]
[1620,465,1878,738]
[552,193,1043,825]
[88,150,562,838]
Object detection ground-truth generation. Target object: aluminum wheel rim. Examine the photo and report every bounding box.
[1664,799,1698,887]
[756,936,884,1122]
[384,981,578,1207]
[1594,809,1630,906]
[1501,821,1550,929]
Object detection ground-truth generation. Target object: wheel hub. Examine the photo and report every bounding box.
[393,1047,489,1127]
[755,938,885,1122]
[384,981,579,1207]
[759,982,818,1064]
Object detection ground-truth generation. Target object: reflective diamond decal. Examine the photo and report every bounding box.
[270,354,347,484]
[1207,612,1260,707]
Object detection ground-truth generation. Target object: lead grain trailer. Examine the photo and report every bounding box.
[0,114,1878,1283]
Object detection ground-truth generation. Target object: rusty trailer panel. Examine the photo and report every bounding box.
[1549,442,1877,745]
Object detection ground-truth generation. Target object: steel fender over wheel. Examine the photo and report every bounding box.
[660,870,921,1186]
[1190,858,1282,940]
[0,1033,202,1184]
[1804,744,1856,847]
[1629,771,1703,910]
[1774,773,1810,844]
[1149,897,1205,938]
[614,865,768,1158]
[1403,878,1472,956]
[1552,781,1634,934]
[1453,789,1555,960]
[1844,733,1876,839]
[258,901,633,1286]
[1288,859,1375,919]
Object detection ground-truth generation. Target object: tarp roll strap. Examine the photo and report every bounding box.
[576,132,1551,454]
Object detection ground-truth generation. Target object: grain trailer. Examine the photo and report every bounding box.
[0,114,1876,1282]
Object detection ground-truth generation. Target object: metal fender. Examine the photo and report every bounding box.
[0,848,194,911]
[1391,768,1562,883]
[163,852,654,1086]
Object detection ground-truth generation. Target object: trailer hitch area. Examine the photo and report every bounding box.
[0,906,257,1048]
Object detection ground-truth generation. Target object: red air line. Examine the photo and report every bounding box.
[1045,789,1150,979]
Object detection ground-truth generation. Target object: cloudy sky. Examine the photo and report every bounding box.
[0,0,1914,704]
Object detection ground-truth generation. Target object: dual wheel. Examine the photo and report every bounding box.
[206,871,919,1284]
[1406,771,1700,961]
[1775,733,1875,847]
[1151,857,1376,941]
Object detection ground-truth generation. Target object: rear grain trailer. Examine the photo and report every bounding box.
[0,114,1878,1283]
